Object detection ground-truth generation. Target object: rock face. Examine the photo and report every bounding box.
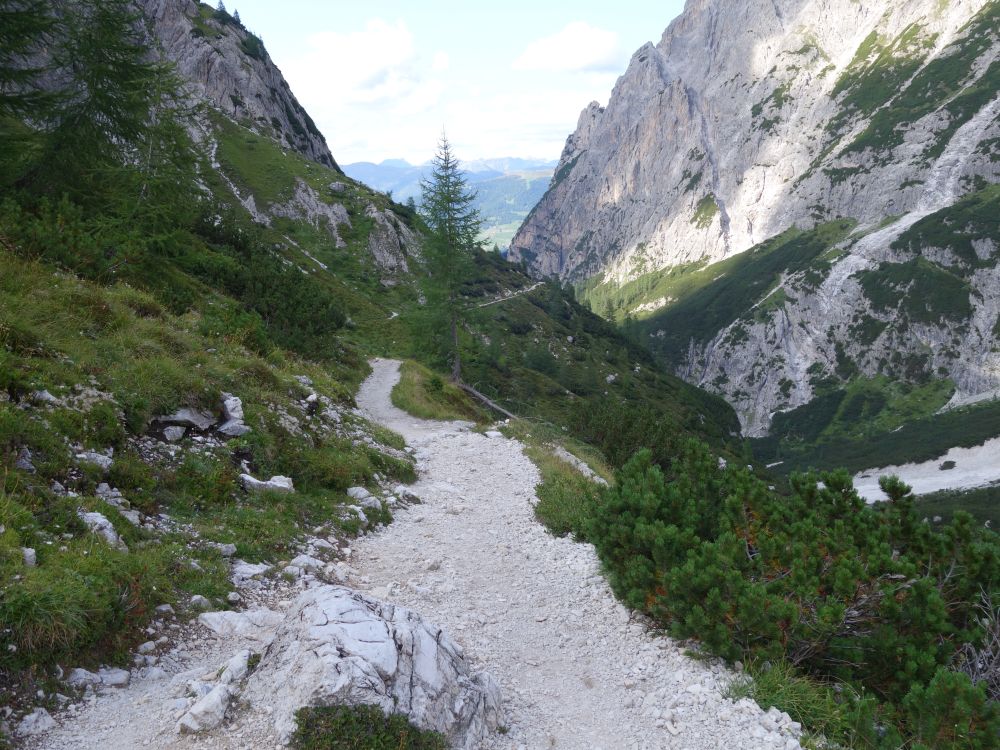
[510,0,1000,434]
[243,586,502,748]
[139,0,335,168]
[135,1,419,278]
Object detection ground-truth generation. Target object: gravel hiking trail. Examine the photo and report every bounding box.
[354,358,802,750]
[27,359,801,750]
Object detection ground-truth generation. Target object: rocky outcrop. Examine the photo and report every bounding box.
[140,0,336,168]
[512,0,996,282]
[681,97,1000,434]
[242,586,502,748]
[138,1,418,278]
[239,474,295,494]
[365,203,417,275]
[510,0,1000,434]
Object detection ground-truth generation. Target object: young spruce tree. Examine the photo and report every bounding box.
[419,134,482,382]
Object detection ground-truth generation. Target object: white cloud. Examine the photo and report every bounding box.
[284,19,418,106]
[431,51,450,72]
[512,21,624,73]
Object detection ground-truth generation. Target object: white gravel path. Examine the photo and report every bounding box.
[26,358,802,750]
[353,359,803,750]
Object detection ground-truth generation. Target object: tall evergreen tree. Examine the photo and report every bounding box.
[419,133,482,382]
[0,0,57,187]
[0,0,55,118]
[20,0,198,220]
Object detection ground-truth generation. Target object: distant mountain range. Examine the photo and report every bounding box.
[343,158,558,250]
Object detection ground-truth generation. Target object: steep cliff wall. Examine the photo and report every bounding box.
[138,0,418,276]
[142,0,337,169]
[510,0,1000,434]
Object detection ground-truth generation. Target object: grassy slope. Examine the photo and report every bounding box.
[0,250,412,689]
[390,360,486,422]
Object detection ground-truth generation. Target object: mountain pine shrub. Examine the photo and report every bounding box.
[590,441,1000,746]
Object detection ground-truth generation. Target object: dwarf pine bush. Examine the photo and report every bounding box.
[590,441,1000,747]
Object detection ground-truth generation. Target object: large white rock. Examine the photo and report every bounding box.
[221,393,244,422]
[77,511,128,552]
[98,667,130,687]
[65,668,101,688]
[177,684,233,734]
[76,451,113,472]
[239,474,294,494]
[243,586,501,748]
[219,650,251,685]
[16,707,55,736]
[230,559,272,586]
[198,609,282,642]
[218,419,251,437]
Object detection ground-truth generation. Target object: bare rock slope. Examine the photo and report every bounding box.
[510,0,999,435]
[142,0,336,168]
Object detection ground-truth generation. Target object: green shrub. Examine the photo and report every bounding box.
[86,401,125,446]
[292,705,447,750]
[903,667,1000,749]
[526,445,603,539]
[726,659,878,747]
[590,442,1000,744]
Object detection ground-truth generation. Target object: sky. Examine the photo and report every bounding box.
[230,1,687,165]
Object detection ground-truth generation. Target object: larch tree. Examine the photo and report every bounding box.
[419,133,483,382]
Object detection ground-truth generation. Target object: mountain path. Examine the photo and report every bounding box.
[353,358,802,750]
[475,281,544,308]
[24,359,802,750]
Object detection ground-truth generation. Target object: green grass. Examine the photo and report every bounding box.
[914,484,1000,528]
[390,360,486,422]
[455,269,741,459]
[292,705,447,750]
[0,249,411,677]
[726,660,873,749]
[503,419,611,538]
[691,194,720,229]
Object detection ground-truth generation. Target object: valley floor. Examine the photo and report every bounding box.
[26,360,803,750]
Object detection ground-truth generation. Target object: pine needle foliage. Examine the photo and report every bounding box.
[589,442,1000,747]
[418,133,483,381]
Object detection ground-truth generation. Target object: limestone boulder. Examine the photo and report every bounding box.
[243,585,501,748]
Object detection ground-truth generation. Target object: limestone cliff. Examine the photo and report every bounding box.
[140,0,417,276]
[510,0,1000,434]
[141,0,336,169]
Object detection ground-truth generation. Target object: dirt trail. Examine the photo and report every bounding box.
[354,358,801,750]
[27,359,801,750]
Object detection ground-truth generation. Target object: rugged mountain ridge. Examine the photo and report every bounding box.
[142,0,336,168]
[138,0,418,277]
[510,0,1000,436]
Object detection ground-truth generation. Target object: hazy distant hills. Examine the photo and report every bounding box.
[343,158,557,250]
